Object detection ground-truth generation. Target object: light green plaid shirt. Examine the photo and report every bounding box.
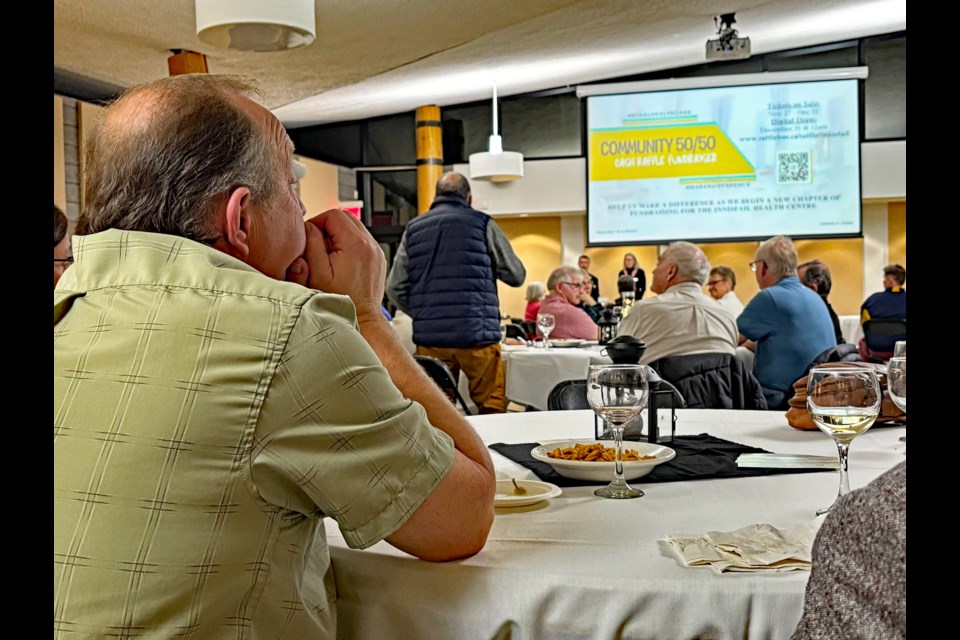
[54,230,454,638]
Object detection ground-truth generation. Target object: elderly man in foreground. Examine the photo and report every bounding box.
[738,236,836,409]
[617,241,739,365]
[53,74,495,638]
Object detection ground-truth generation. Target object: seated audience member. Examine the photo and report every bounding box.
[578,254,600,300]
[538,265,599,340]
[614,274,636,307]
[791,461,906,640]
[54,74,495,638]
[858,263,907,360]
[706,265,743,317]
[524,281,546,321]
[54,204,73,288]
[798,259,844,345]
[616,241,739,365]
[737,236,836,410]
[577,268,604,322]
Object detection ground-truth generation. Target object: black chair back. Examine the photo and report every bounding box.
[413,355,473,415]
[647,352,766,410]
[861,318,907,362]
[505,324,528,341]
[547,380,590,411]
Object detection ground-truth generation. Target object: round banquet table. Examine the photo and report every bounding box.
[323,409,906,640]
[502,343,611,410]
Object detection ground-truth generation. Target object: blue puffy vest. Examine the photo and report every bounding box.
[406,195,502,347]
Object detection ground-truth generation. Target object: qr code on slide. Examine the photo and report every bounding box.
[777,150,812,184]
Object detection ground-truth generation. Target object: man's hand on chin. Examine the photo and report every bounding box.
[285,209,387,324]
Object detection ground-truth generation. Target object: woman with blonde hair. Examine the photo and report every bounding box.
[618,252,646,299]
[523,281,546,321]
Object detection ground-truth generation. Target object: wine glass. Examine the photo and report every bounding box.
[893,341,906,358]
[586,364,649,499]
[806,367,882,515]
[887,357,906,449]
[537,313,556,349]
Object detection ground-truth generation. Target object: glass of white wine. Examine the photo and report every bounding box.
[807,367,882,515]
[586,364,648,499]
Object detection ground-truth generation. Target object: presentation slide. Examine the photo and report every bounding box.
[586,78,861,245]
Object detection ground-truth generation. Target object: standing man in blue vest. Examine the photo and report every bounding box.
[387,172,526,413]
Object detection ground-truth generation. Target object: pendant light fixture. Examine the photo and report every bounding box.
[196,0,316,52]
[469,84,524,182]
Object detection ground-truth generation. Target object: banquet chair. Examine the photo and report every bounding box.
[647,352,766,410]
[505,324,529,341]
[547,380,590,411]
[413,355,474,415]
[859,318,907,362]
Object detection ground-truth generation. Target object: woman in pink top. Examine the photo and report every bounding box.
[538,266,598,340]
[524,281,545,321]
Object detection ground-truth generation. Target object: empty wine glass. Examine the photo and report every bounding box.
[893,341,906,358]
[586,364,648,499]
[887,357,906,412]
[806,367,882,516]
[537,313,556,349]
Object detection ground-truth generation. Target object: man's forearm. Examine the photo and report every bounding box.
[356,312,494,475]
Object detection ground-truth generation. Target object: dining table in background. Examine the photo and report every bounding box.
[501,343,612,410]
[838,314,864,346]
[324,408,906,640]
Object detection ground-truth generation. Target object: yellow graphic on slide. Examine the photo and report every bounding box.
[590,124,754,181]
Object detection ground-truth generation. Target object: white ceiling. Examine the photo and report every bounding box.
[54,0,905,128]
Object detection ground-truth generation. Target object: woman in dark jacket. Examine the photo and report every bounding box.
[618,252,646,299]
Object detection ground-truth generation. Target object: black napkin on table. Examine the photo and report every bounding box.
[489,434,830,487]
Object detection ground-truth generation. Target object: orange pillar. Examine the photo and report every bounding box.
[168,51,208,76]
[416,105,443,215]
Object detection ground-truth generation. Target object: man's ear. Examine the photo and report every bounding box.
[215,187,253,261]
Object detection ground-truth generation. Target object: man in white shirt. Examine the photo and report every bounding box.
[617,242,739,364]
[706,265,744,317]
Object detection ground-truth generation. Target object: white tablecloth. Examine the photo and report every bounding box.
[839,314,864,345]
[502,344,612,410]
[325,409,905,640]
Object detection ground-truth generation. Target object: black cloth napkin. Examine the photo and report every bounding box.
[489,434,831,487]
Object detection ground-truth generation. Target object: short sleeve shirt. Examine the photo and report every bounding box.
[54,230,454,638]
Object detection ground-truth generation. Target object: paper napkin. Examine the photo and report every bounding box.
[665,523,815,574]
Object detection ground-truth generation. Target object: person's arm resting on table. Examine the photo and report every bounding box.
[289,210,496,561]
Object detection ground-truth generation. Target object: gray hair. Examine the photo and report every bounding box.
[710,265,736,288]
[547,265,582,291]
[755,235,798,278]
[435,172,471,200]
[525,281,546,302]
[54,204,68,247]
[798,259,832,296]
[78,74,278,242]
[661,241,711,285]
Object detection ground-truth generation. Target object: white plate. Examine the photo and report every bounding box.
[531,440,676,482]
[549,339,584,348]
[494,479,562,507]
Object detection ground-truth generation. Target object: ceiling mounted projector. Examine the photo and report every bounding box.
[706,13,751,61]
[469,84,524,183]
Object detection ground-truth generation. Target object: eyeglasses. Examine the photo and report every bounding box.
[54,257,75,265]
[559,281,582,289]
[749,260,764,272]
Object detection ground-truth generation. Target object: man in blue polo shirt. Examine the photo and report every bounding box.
[737,236,836,409]
[858,263,907,360]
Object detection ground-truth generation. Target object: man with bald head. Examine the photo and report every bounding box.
[387,171,525,414]
[616,241,739,364]
[54,74,496,638]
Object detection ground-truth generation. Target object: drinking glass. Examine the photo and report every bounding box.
[500,324,507,344]
[806,367,882,515]
[887,357,906,412]
[893,341,906,358]
[586,364,649,499]
[537,313,556,348]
